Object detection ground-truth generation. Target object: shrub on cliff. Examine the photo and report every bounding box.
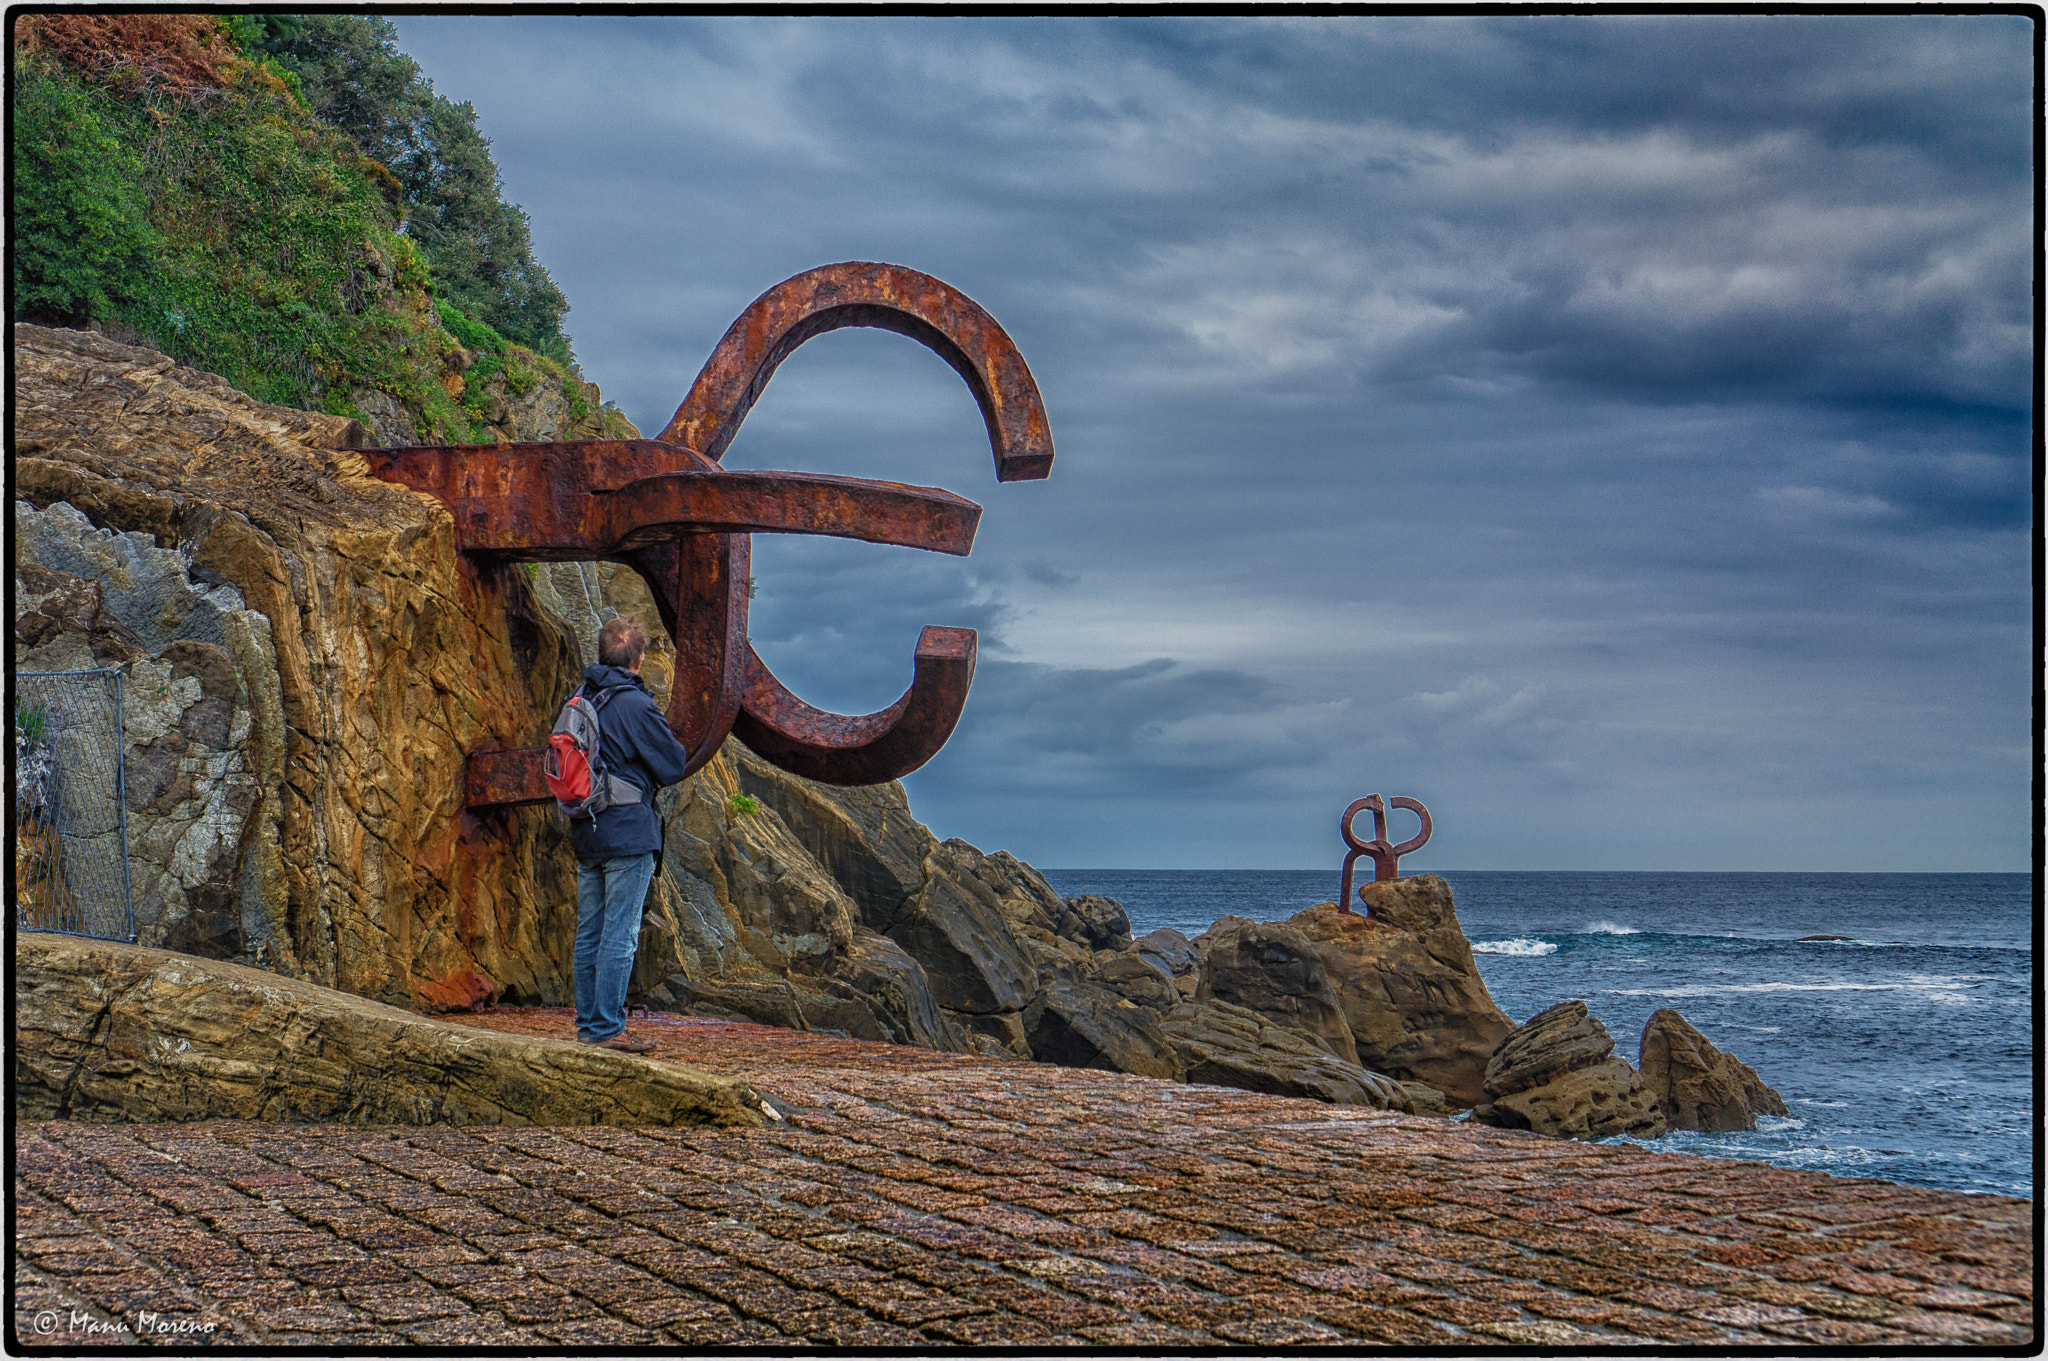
[233,14,576,366]
[10,13,588,443]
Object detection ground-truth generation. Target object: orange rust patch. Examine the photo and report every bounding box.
[413,966,497,1013]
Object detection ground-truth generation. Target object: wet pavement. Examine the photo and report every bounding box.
[12,1008,2035,1348]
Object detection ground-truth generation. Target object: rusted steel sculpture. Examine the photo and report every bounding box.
[1338,793,1432,909]
[362,261,1053,807]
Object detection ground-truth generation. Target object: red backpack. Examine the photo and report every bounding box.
[544,686,643,820]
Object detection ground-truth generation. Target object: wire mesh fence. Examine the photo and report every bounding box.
[15,669,135,941]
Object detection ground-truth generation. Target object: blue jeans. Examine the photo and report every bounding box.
[574,853,656,1041]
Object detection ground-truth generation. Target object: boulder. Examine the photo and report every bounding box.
[1087,951,1182,1011]
[1474,1001,1665,1139]
[886,842,1039,1016]
[1288,876,1515,1107]
[1061,894,1134,952]
[15,934,768,1128]
[728,741,929,932]
[1159,999,1407,1109]
[1639,1009,1789,1132]
[833,929,967,1052]
[1021,975,1184,1081]
[1481,998,1618,1097]
[1195,917,1361,1066]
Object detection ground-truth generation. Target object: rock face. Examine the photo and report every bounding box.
[14,934,767,1128]
[1195,917,1361,1066]
[1639,1008,1789,1132]
[1160,999,1406,1108]
[12,325,606,1010]
[1287,877,1517,1106]
[1475,1000,1666,1140]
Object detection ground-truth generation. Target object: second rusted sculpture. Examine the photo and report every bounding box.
[362,261,1053,806]
[1339,793,1433,910]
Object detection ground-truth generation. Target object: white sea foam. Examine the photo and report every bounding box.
[1584,921,1641,935]
[1608,973,1980,1005]
[1472,937,1557,957]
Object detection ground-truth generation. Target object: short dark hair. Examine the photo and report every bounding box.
[597,618,649,669]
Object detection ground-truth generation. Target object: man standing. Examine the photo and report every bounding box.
[570,618,691,1052]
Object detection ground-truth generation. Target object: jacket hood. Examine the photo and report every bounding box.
[582,663,648,693]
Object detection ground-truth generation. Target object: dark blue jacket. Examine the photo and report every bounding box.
[567,664,692,861]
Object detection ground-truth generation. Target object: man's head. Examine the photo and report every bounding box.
[597,618,650,672]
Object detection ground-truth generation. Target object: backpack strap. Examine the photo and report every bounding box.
[582,683,642,807]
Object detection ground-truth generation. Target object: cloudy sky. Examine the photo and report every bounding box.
[394,14,2034,872]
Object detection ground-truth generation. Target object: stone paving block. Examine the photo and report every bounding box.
[1469,1318,1600,1345]
[1890,1308,2033,1343]
[1520,1294,1624,1325]
[340,1284,470,1323]
[1761,1316,1915,1345]
[1598,1304,1733,1341]
[663,1311,790,1345]
[275,1258,408,1288]
[1311,1302,1461,1343]
[914,1311,1056,1344]
[263,1303,371,1333]
[531,1315,664,1345]
[1694,1300,1810,1327]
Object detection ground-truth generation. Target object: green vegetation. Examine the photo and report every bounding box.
[11,13,598,444]
[725,793,764,819]
[15,703,48,745]
[237,15,575,365]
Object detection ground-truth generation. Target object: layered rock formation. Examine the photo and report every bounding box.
[15,934,767,1128]
[1289,877,1516,1106]
[13,324,603,1011]
[1196,917,1362,1066]
[1639,1007,1789,1132]
[1474,1000,1666,1139]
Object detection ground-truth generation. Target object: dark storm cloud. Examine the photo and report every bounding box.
[393,14,2033,869]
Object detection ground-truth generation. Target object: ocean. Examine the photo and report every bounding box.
[1040,869,2036,1201]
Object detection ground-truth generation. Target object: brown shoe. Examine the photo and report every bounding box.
[597,1031,656,1054]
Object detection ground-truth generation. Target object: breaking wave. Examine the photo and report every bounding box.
[1471,937,1557,957]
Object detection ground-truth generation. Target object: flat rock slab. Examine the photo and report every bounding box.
[13,1008,2033,1348]
[14,937,768,1130]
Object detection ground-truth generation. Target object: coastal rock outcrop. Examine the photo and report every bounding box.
[1474,1000,1665,1139]
[12,325,613,1010]
[1639,1008,1789,1132]
[1160,998,1408,1108]
[1195,917,1361,1066]
[1287,876,1516,1106]
[15,934,767,1128]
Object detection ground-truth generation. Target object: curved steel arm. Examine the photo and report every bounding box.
[731,627,977,785]
[603,470,981,556]
[661,261,1055,482]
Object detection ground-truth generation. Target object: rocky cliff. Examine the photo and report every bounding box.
[15,328,1779,1135]
[13,324,622,1010]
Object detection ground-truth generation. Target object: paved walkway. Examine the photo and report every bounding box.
[13,1008,2034,1348]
